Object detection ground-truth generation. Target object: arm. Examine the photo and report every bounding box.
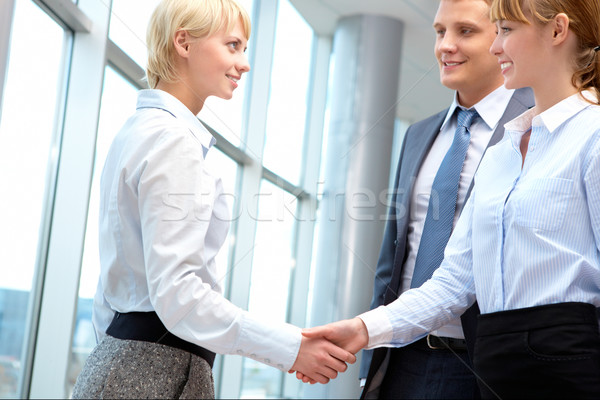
[300,194,478,363]
[136,130,352,382]
[364,194,477,348]
[584,132,600,253]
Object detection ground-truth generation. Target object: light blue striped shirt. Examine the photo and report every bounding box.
[361,91,600,348]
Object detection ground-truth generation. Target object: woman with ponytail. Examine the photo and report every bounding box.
[302,1,600,397]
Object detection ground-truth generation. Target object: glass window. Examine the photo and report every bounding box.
[66,66,138,395]
[0,0,68,397]
[108,0,161,68]
[198,0,254,147]
[261,0,314,186]
[240,180,298,398]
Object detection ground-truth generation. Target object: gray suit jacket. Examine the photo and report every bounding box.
[360,87,535,398]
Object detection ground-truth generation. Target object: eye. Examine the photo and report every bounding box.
[436,29,445,37]
[227,41,238,50]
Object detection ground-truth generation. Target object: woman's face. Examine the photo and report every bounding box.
[187,18,250,102]
[489,16,550,90]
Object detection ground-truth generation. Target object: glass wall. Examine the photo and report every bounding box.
[66,66,138,395]
[0,0,330,398]
[261,0,314,185]
[0,0,69,397]
[240,180,298,397]
[108,0,161,68]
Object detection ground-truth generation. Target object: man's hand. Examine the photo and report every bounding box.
[295,318,369,383]
[290,334,357,384]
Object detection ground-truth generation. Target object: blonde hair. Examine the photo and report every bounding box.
[490,0,600,104]
[146,0,251,89]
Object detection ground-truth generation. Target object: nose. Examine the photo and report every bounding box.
[489,34,502,56]
[437,32,457,54]
[237,53,250,74]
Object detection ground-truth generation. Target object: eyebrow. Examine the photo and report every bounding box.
[433,21,480,29]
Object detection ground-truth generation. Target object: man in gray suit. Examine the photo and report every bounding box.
[359,0,534,398]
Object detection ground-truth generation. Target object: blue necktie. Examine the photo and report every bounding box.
[410,108,478,288]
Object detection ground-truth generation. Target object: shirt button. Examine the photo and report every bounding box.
[237,350,244,355]
[250,353,257,358]
[394,239,398,246]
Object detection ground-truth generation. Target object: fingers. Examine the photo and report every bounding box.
[296,371,317,384]
[326,340,357,364]
[301,325,328,339]
[292,335,353,384]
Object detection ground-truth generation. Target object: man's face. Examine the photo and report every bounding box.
[433,0,504,106]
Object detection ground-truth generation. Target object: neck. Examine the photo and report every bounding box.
[456,82,503,109]
[531,79,578,115]
[155,80,206,115]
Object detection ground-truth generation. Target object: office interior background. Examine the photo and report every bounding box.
[0,0,453,398]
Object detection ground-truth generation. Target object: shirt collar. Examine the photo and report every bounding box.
[441,85,515,131]
[504,90,594,135]
[536,90,596,133]
[136,89,216,150]
[504,90,596,148]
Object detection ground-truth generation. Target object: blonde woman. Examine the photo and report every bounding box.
[72,0,354,397]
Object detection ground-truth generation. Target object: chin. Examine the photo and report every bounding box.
[440,76,465,92]
[215,93,234,100]
[502,79,519,90]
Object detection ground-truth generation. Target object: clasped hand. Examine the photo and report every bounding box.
[290,318,369,384]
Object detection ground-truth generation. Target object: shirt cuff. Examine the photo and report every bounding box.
[357,306,394,349]
[235,313,302,371]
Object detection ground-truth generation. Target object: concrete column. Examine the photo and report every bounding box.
[306,14,403,399]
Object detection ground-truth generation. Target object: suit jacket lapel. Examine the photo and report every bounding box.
[396,109,447,233]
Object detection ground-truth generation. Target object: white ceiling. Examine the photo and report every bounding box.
[289,0,453,123]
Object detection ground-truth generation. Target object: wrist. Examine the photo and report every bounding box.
[357,306,392,349]
[352,317,369,348]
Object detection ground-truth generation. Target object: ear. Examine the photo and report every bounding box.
[551,13,570,45]
[173,29,191,58]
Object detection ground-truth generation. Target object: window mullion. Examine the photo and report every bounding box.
[28,0,111,397]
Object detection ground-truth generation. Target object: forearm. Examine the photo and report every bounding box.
[359,271,476,349]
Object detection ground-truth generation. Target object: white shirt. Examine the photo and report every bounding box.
[361,91,600,349]
[400,85,514,338]
[92,89,301,371]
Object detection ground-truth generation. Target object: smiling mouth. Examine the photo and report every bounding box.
[226,74,239,83]
[500,62,512,71]
[443,61,464,67]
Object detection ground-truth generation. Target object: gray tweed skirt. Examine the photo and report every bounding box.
[72,335,214,399]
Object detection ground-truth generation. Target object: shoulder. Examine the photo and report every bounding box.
[115,108,204,167]
[510,87,535,109]
[406,108,448,135]
[572,105,600,140]
[129,108,197,145]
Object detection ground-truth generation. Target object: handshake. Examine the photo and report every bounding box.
[289,317,370,384]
